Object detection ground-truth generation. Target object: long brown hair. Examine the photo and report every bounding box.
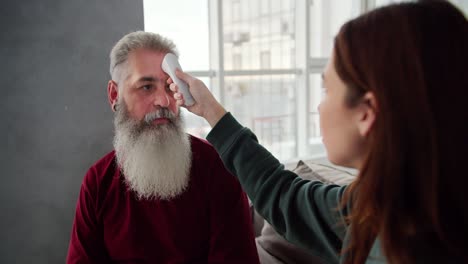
[334,1,468,263]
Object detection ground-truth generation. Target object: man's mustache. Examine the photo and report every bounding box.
[144,108,176,124]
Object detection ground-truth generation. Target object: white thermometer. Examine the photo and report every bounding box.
[161,53,195,106]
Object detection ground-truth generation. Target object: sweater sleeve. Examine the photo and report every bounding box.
[207,113,349,263]
[206,144,260,264]
[66,168,110,264]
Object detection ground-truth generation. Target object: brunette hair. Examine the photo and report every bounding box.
[334,1,468,263]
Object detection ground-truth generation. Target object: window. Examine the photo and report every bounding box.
[260,51,271,69]
[233,53,242,69]
[309,0,361,57]
[144,0,414,162]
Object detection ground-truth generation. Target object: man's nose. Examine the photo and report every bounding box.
[153,89,170,108]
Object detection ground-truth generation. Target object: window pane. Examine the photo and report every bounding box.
[309,0,362,58]
[143,0,209,71]
[222,0,296,70]
[309,74,326,156]
[224,75,297,161]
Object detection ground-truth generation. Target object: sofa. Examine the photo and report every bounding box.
[250,159,357,264]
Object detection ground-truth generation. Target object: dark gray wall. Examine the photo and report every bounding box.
[0,1,144,263]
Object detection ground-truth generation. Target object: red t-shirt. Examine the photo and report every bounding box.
[67,136,259,263]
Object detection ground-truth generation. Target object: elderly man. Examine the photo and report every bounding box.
[67,31,259,263]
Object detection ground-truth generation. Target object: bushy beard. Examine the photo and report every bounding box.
[113,102,192,200]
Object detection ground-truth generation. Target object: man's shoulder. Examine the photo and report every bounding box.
[189,134,217,155]
[90,150,117,171]
[83,150,119,188]
[189,134,229,173]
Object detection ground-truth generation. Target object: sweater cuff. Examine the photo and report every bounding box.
[206,112,244,154]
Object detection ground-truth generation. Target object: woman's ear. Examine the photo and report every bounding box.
[357,92,378,137]
[107,80,119,112]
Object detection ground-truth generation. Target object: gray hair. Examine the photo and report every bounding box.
[109,31,179,84]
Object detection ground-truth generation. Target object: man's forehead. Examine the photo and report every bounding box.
[124,49,168,84]
[135,75,165,84]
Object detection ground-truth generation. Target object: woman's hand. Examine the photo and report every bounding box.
[168,70,227,127]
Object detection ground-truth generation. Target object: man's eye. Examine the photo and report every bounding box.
[142,85,152,91]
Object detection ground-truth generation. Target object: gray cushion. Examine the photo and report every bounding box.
[254,160,356,264]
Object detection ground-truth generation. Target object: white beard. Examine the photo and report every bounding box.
[113,103,192,200]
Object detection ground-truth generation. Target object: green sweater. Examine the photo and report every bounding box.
[207,113,387,264]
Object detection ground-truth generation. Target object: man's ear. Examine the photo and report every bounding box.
[357,92,378,137]
[107,80,119,112]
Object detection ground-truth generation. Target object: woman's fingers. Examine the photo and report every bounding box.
[169,83,178,92]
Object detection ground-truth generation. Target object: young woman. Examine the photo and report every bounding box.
[170,1,468,263]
